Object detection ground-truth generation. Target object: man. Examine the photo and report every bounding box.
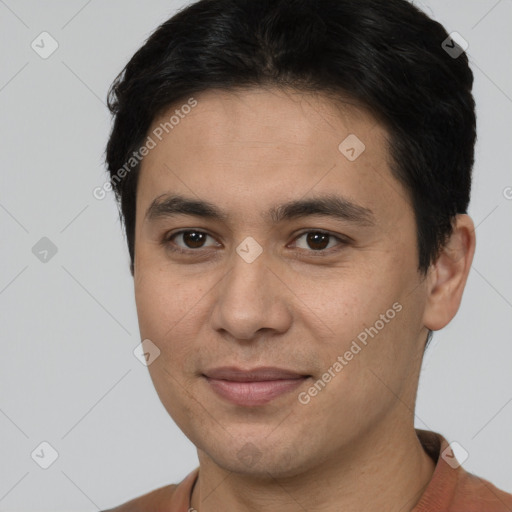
[102,0,512,510]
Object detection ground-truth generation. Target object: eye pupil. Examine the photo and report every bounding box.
[307,232,329,250]
[184,231,205,248]
[170,230,338,254]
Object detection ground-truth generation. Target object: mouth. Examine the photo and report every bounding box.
[202,366,311,406]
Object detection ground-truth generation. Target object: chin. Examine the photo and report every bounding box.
[199,435,310,479]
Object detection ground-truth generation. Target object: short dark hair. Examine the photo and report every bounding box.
[105,0,476,286]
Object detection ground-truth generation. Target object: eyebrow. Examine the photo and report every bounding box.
[145,193,375,227]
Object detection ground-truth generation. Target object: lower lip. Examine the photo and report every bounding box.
[204,376,308,406]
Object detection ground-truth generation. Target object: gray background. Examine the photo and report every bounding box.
[0,0,511,510]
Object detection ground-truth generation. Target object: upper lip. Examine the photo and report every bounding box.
[203,366,309,382]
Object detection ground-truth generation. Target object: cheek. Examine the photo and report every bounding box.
[291,266,400,341]
[134,266,194,347]
[134,261,216,379]
[296,262,418,389]
[134,269,202,415]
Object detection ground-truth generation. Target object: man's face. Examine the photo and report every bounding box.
[133,87,430,476]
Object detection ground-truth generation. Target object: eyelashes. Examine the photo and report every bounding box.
[161,229,350,257]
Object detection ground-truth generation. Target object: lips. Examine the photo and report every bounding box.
[203,366,309,382]
[202,366,310,406]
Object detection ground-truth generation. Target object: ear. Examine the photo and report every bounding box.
[422,214,476,331]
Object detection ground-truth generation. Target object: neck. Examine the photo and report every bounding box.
[190,423,436,512]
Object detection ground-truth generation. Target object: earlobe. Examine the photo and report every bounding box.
[422,214,476,331]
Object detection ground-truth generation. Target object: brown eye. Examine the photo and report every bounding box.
[165,230,219,252]
[180,231,207,249]
[293,231,344,252]
[305,232,330,250]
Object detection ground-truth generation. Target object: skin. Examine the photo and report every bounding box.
[132,87,476,511]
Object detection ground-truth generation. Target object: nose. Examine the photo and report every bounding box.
[209,249,293,341]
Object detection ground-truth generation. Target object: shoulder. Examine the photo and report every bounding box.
[101,483,178,512]
[453,471,512,511]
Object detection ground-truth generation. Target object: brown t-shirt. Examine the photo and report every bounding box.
[102,429,512,511]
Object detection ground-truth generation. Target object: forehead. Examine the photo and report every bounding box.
[137,87,410,228]
[152,87,380,149]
